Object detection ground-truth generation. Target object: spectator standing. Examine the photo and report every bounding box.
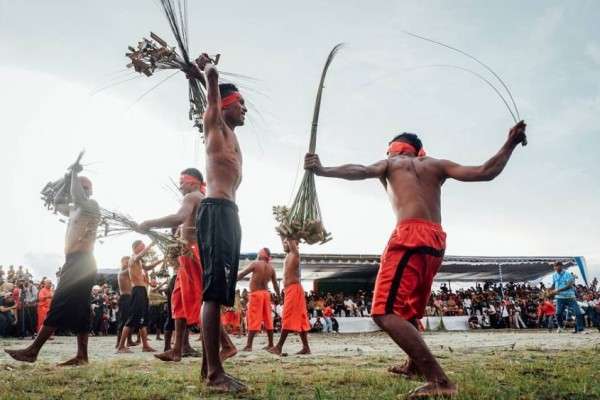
[549,262,585,333]
[323,304,333,333]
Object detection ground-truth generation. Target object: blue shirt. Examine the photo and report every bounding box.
[552,270,576,299]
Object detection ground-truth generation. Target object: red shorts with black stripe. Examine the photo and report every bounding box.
[371,219,446,320]
[172,244,203,326]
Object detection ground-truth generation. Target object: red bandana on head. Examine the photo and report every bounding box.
[221,92,242,109]
[180,174,206,194]
[258,248,271,262]
[387,142,426,157]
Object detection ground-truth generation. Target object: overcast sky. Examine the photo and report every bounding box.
[1,0,598,282]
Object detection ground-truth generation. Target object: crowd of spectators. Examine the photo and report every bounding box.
[425,279,600,331]
[3,260,599,337]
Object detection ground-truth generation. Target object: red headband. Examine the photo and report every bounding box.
[258,248,271,262]
[387,142,426,157]
[180,174,206,194]
[221,92,241,109]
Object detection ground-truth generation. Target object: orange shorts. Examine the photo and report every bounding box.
[172,244,203,326]
[282,282,310,332]
[221,309,240,328]
[371,219,446,320]
[247,290,273,331]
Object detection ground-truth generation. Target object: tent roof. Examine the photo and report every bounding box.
[239,253,578,282]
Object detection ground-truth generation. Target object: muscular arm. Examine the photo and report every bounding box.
[202,63,222,137]
[70,169,87,205]
[438,121,527,182]
[53,175,71,216]
[131,241,156,264]
[306,154,388,181]
[142,259,163,271]
[271,269,281,300]
[237,262,255,281]
[138,195,196,231]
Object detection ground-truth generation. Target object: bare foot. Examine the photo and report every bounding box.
[219,347,238,362]
[128,341,139,347]
[57,357,88,367]
[4,349,37,363]
[205,373,248,393]
[142,346,157,353]
[182,348,201,358]
[154,349,181,362]
[389,360,422,380]
[241,346,252,352]
[295,348,311,355]
[116,348,133,354]
[408,382,458,399]
[266,346,287,357]
[262,345,273,350]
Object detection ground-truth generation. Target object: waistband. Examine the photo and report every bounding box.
[132,286,147,292]
[397,218,444,231]
[65,251,94,260]
[250,289,270,295]
[201,197,238,211]
[119,293,132,298]
[285,282,303,291]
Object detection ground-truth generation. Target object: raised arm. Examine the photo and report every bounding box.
[305,154,388,181]
[137,194,197,232]
[191,54,221,134]
[143,258,163,271]
[437,121,527,182]
[237,262,255,281]
[131,241,157,264]
[53,175,71,216]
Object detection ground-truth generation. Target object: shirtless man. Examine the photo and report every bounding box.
[6,161,100,366]
[268,239,311,356]
[136,168,237,363]
[237,248,280,351]
[116,256,136,348]
[186,54,247,392]
[116,240,162,353]
[304,121,527,398]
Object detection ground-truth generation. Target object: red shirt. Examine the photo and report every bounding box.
[537,301,556,317]
[12,288,20,308]
[323,306,333,317]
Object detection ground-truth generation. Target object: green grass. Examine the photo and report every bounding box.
[1,349,599,399]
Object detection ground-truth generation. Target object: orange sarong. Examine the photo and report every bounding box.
[282,282,310,332]
[371,219,446,320]
[247,290,273,331]
[172,244,202,326]
[37,287,52,332]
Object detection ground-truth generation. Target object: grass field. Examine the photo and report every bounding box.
[1,331,599,399]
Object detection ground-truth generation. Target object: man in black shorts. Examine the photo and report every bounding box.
[5,163,99,366]
[188,53,246,392]
[116,241,161,353]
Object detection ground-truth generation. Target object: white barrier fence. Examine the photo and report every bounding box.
[310,316,470,333]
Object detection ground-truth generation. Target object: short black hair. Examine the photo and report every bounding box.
[181,168,204,183]
[218,83,239,97]
[389,132,423,153]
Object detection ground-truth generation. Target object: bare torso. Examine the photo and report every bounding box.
[181,191,205,244]
[64,200,100,254]
[128,259,147,288]
[283,252,301,288]
[248,261,275,292]
[118,270,132,295]
[384,156,444,223]
[205,124,242,201]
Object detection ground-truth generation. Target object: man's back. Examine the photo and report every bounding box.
[283,251,300,288]
[181,191,205,244]
[248,261,274,292]
[129,260,146,287]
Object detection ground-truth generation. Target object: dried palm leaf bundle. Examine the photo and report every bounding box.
[273,44,343,245]
[125,0,219,133]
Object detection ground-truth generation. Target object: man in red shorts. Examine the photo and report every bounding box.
[137,168,237,363]
[305,121,527,398]
[237,248,280,351]
[268,238,311,356]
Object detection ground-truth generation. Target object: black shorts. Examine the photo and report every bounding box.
[44,251,97,334]
[196,197,241,307]
[117,294,131,330]
[125,286,149,329]
[164,274,176,332]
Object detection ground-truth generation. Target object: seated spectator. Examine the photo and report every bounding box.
[468,314,480,329]
[310,317,324,333]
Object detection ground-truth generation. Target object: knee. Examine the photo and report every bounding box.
[372,315,386,328]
